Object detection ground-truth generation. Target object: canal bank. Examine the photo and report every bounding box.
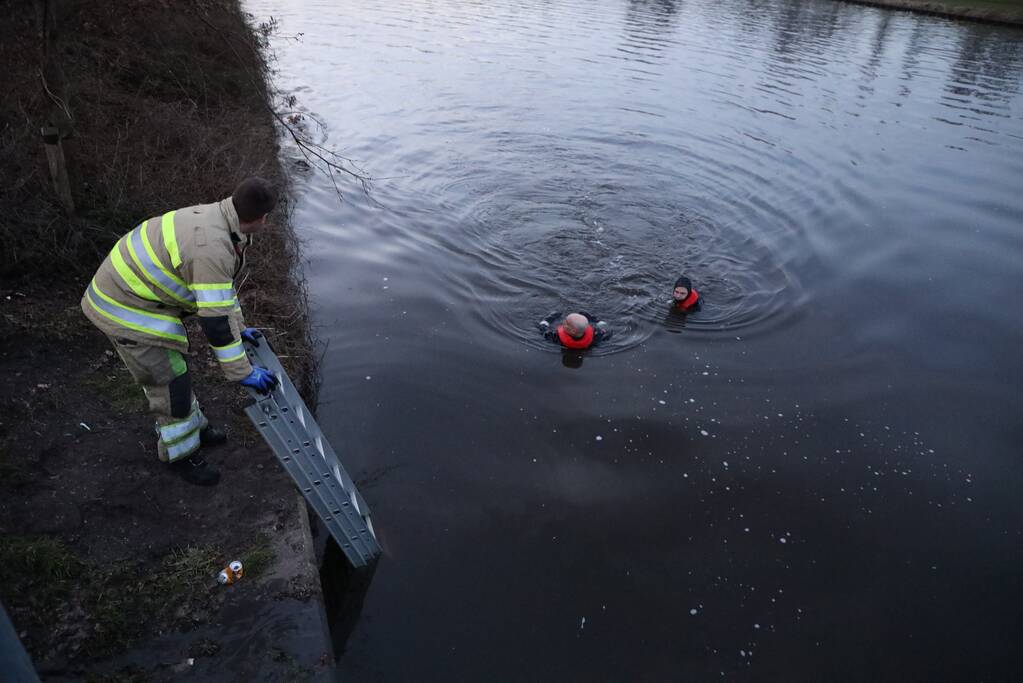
[840,0,1023,25]
[252,0,1023,679]
[0,1,333,679]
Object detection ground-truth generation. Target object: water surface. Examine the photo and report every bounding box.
[247,0,1023,679]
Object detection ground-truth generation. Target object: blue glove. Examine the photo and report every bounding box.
[240,366,278,394]
[241,327,262,346]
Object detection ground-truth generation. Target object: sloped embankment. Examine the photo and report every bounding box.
[839,0,1023,25]
[0,1,330,679]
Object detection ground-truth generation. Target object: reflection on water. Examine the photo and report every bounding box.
[247,0,1023,679]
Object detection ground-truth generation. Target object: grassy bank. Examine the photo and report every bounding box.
[0,0,325,678]
[839,0,1023,25]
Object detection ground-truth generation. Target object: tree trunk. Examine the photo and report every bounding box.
[35,0,76,215]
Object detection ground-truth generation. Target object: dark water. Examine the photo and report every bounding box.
[247,0,1023,679]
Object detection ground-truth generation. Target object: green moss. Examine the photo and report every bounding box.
[83,368,146,414]
[160,545,221,590]
[0,535,81,590]
[242,532,276,580]
[0,536,82,654]
[81,545,220,657]
[0,531,282,662]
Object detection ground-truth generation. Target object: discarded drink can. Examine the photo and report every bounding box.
[217,559,245,585]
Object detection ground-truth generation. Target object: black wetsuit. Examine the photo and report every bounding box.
[674,295,702,313]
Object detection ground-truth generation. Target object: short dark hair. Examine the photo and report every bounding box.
[232,177,277,222]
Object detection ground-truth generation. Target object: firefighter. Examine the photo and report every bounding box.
[81,177,280,486]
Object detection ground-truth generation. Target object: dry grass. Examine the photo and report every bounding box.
[0,5,318,667]
[0,0,317,394]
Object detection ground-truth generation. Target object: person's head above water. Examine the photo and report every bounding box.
[538,310,610,349]
[672,275,693,302]
[672,274,701,312]
[563,313,590,339]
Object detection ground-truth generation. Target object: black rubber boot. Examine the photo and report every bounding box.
[200,424,228,448]
[171,453,221,486]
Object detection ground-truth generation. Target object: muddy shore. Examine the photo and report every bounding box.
[1,1,331,680]
[839,0,1023,25]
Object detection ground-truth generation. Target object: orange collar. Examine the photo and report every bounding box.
[677,288,699,310]
[556,324,595,349]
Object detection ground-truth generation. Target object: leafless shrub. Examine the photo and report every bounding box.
[0,0,324,395]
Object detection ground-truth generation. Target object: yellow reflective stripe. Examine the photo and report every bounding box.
[211,339,244,363]
[195,291,237,309]
[161,410,202,444]
[141,220,188,288]
[162,211,181,268]
[86,285,187,343]
[109,241,160,302]
[193,283,238,309]
[165,430,200,462]
[127,222,193,306]
[90,281,185,324]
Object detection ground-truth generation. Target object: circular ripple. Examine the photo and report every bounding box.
[439,179,805,354]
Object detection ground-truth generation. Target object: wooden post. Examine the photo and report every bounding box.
[41,126,74,215]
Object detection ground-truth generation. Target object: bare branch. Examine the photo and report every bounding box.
[190,3,371,204]
[38,68,73,123]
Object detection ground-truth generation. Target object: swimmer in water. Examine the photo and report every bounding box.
[538,311,612,350]
[671,275,701,313]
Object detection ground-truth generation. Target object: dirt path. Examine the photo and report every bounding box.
[1,282,330,680]
[0,1,332,679]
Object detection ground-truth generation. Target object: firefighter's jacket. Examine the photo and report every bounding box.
[81,198,253,381]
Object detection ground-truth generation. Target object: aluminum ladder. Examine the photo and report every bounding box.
[243,340,381,569]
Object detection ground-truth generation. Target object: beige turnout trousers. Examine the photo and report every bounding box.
[109,335,208,462]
